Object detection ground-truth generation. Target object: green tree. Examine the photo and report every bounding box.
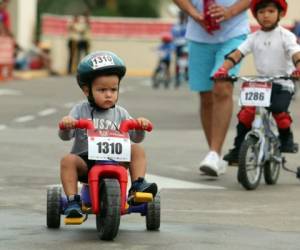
[117,0,160,17]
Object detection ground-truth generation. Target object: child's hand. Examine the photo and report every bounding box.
[213,67,229,80]
[292,69,300,79]
[136,117,152,130]
[59,116,77,130]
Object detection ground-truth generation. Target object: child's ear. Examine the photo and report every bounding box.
[82,86,89,97]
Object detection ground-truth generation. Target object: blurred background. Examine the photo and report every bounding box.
[1,0,300,81]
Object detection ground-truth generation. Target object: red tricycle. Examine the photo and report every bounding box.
[46,119,160,240]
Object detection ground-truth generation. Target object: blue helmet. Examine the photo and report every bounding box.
[76,51,126,88]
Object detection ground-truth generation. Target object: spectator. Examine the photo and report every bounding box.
[171,11,187,86]
[67,15,85,74]
[173,0,250,177]
[78,12,91,59]
[0,0,12,37]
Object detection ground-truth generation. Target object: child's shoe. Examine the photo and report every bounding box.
[128,177,157,205]
[223,147,239,166]
[64,194,83,218]
[279,130,297,153]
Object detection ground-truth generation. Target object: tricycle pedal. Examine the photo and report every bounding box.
[64,217,85,225]
[133,192,153,203]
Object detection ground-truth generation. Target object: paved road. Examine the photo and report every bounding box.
[1,76,300,250]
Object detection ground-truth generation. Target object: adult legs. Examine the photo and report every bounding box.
[198,91,213,147]
[210,80,234,154]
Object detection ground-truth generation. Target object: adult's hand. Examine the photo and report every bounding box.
[173,0,207,31]
[208,4,233,23]
[190,10,208,31]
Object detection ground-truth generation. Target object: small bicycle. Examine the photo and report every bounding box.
[175,46,188,88]
[232,75,299,190]
[47,119,160,240]
[152,51,170,89]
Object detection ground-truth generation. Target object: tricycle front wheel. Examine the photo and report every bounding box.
[96,178,121,240]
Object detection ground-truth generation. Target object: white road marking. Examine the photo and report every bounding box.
[0,124,7,130]
[38,108,57,116]
[146,174,225,190]
[0,89,22,96]
[47,175,225,191]
[14,115,35,123]
[63,102,76,108]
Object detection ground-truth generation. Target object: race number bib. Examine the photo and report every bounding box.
[91,55,114,69]
[88,130,131,162]
[240,82,272,107]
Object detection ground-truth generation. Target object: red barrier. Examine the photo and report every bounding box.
[42,14,173,38]
[42,14,292,38]
[0,36,14,81]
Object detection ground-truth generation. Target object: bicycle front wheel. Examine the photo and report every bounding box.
[238,137,262,190]
[264,141,281,185]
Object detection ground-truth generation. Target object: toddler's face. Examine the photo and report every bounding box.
[256,4,282,30]
[90,75,119,109]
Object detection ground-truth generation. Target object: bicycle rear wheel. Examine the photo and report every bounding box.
[238,137,262,190]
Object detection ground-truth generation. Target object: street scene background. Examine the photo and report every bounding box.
[1,0,300,249]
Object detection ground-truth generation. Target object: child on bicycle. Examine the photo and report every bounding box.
[59,51,158,218]
[152,33,174,87]
[213,0,300,165]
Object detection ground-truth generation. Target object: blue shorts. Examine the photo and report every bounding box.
[188,35,247,92]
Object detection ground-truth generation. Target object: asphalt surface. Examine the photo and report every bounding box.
[1,75,300,250]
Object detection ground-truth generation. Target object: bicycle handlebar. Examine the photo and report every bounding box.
[213,75,294,82]
[59,119,153,133]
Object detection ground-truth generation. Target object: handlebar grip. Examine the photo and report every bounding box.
[119,119,153,133]
[59,119,94,130]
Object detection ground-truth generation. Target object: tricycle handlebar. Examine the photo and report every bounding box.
[119,119,153,133]
[59,119,153,133]
[59,119,95,130]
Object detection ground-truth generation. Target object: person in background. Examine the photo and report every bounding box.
[78,12,91,60]
[67,15,84,74]
[173,0,250,177]
[152,33,174,88]
[0,0,12,38]
[292,20,300,44]
[171,11,187,87]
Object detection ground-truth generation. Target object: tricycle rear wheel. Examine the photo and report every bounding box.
[96,178,121,240]
[146,193,160,231]
[47,186,61,228]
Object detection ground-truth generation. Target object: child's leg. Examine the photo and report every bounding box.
[129,144,146,181]
[128,144,157,199]
[270,85,294,152]
[60,153,89,196]
[223,107,254,164]
[60,154,89,218]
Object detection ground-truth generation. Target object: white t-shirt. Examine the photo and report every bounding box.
[238,26,300,91]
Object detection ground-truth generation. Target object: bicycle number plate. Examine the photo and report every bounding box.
[240,81,272,107]
[88,130,131,162]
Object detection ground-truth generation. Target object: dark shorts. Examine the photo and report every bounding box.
[78,153,95,183]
